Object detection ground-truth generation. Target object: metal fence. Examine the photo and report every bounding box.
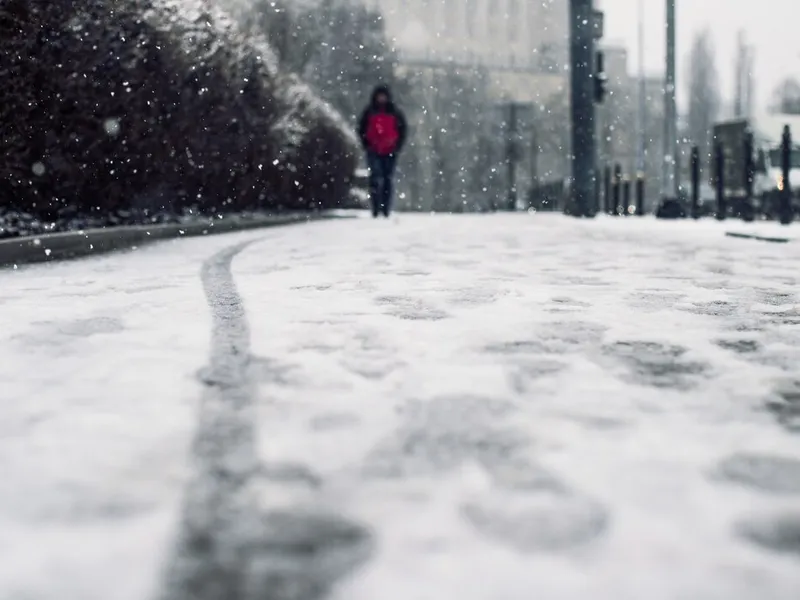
[661,124,797,224]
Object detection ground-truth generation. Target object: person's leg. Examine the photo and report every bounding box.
[374,156,389,217]
[381,155,397,217]
[367,153,382,218]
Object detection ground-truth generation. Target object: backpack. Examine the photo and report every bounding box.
[365,112,400,156]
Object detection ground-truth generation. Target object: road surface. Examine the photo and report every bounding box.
[1,214,799,600]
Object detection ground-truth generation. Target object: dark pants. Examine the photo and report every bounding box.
[367,152,397,217]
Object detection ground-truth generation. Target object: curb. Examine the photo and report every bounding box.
[725,232,791,244]
[0,211,352,268]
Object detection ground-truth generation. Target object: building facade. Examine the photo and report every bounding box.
[359,1,667,212]
[364,0,569,102]
[360,0,574,210]
[596,43,665,211]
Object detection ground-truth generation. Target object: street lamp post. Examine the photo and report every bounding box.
[568,0,597,218]
[636,0,646,177]
[662,0,678,200]
[656,0,684,218]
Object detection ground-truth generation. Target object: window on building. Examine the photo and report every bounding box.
[539,42,557,72]
[442,0,458,36]
[487,0,500,38]
[508,0,520,42]
[465,0,479,36]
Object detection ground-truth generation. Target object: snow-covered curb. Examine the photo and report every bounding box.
[724,231,791,243]
[0,211,355,268]
[589,214,798,243]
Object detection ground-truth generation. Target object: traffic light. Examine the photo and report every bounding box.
[594,50,607,104]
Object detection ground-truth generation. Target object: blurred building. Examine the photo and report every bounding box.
[366,0,569,102]
[597,45,636,176]
[639,75,666,208]
[362,0,573,209]
[596,43,665,211]
[361,1,667,212]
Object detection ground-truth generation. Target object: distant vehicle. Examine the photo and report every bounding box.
[711,113,800,200]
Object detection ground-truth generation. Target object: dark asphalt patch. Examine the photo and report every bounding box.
[485,321,607,357]
[736,513,800,556]
[360,392,610,551]
[485,340,554,355]
[373,294,450,321]
[766,380,800,434]
[625,291,687,312]
[683,300,739,317]
[599,341,709,390]
[762,308,800,326]
[754,289,796,307]
[507,360,569,394]
[308,412,362,432]
[362,394,524,479]
[461,490,609,553]
[714,339,762,355]
[446,287,501,307]
[13,316,125,347]
[550,296,590,307]
[159,241,371,600]
[715,453,800,495]
[557,275,611,287]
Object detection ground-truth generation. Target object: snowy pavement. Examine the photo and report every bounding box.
[1,214,800,600]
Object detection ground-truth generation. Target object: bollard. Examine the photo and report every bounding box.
[604,165,612,214]
[594,173,601,216]
[715,142,726,220]
[636,174,645,216]
[742,130,755,222]
[690,145,700,219]
[780,125,793,225]
[612,164,622,216]
[622,177,631,216]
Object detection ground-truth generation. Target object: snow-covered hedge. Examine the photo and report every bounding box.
[0,0,358,225]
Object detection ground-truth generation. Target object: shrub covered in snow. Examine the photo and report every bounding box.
[230,0,409,126]
[0,0,358,232]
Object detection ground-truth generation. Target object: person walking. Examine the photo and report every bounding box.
[358,84,407,218]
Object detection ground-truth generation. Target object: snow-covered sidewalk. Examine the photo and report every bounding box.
[1,214,799,600]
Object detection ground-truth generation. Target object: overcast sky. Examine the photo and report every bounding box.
[600,0,799,112]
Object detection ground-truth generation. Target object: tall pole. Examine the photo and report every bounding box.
[507,103,518,211]
[734,31,744,118]
[531,125,539,191]
[662,0,678,199]
[636,0,646,177]
[569,0,597,217]
[744,47,755,119]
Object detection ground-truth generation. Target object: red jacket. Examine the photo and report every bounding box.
[358,88,407,156]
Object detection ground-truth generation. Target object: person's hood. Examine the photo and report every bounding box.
[370,84,393,107]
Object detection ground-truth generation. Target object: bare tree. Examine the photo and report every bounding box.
[744,46,755,119]
[232,0,406,125]
[686,29,720,158]
[770,77,800,114]
[231,0,319,73]
[733,30,754,119]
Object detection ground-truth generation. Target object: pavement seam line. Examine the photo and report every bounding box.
[158,237,373,600]
[160,239,262,600]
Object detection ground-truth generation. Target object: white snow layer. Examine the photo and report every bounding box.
[2,214,800,600]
